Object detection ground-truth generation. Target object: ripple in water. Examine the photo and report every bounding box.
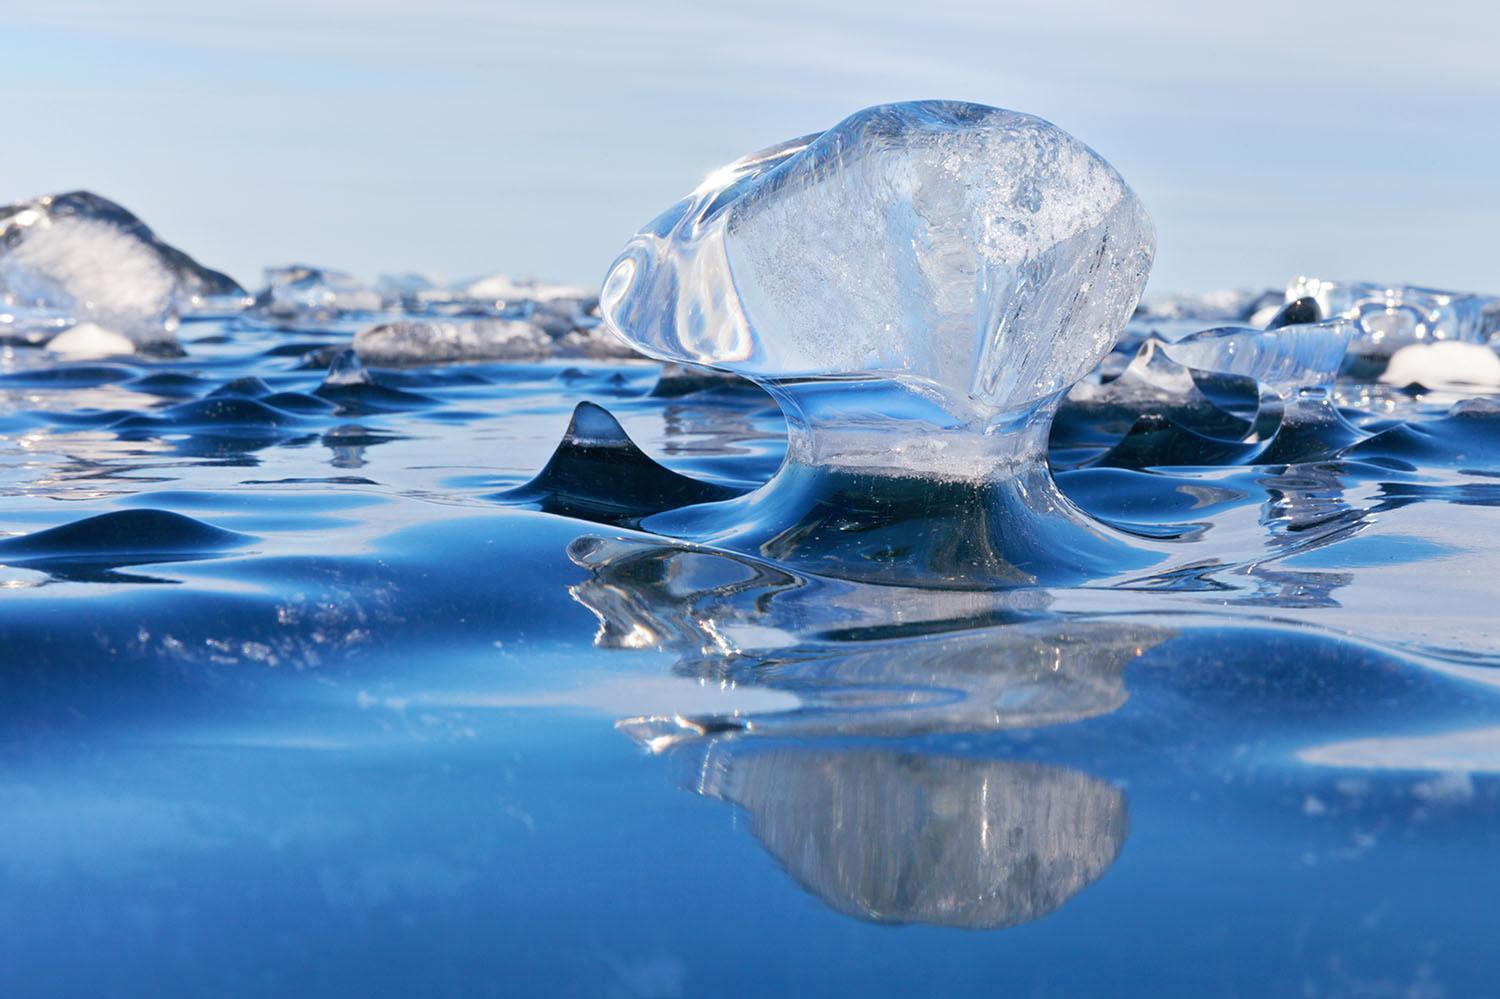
[3,110,1500,994]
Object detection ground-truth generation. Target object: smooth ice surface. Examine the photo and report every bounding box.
[1159,319,1355,397]
[4,268,1500,993]
[601,100,1154,477]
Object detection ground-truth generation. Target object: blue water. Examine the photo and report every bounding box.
[3,311,1500,996]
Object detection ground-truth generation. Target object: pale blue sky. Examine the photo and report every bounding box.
[5,0,1498,294]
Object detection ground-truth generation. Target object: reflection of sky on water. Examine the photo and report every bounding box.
[1,310,1500,988]
[4,0,1498,292]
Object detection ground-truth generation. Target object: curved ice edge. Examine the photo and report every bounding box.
[0,509,252,559]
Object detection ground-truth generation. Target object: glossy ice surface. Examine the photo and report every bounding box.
[602,102,1154,478]
[2,280,1500,993]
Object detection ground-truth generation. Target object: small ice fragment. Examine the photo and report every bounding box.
[254,264,382,320]
[1264,296,1323,330]
[322,347,371,387]
[496,402,741,525]
[1159,320,1355,400]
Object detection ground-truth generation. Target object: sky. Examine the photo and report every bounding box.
[4,0,1498,295]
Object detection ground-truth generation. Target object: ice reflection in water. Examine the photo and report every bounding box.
[567,534,1167,927]
[689,745,1127,929]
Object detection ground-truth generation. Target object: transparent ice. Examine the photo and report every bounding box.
[1159,320,1355,400]
[254,264,382,320]
[1289,276,1500,356]
[601,100,1155,482]
[597,101,1157,584]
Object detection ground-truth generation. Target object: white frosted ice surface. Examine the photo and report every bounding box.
[45,321,136,360]
[1381,341,1500,390]
[352,317,635,365]
[0,191,245,351]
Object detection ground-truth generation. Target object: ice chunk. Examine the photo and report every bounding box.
[321,347,370,387]
[601,100,1153,479]
[254,265,382,320]
[0,191,245,348]
[375,272,453,312]
[352,318,635,366]
[1159,320,1355,400]
[353,318,551,364]
[1288,277,1500,355]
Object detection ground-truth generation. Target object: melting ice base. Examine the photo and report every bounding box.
[5,301,1500,994]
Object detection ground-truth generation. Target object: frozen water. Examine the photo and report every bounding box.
[1159,319,1355,399]
[1382,341,1500,390]
[460,274,596,307]
[601,100,1154,479]
[1289,276,1500,355]
[254,264,382,320]
[0,191,245,349]
[352,317,632,365]
[321,347,371,387]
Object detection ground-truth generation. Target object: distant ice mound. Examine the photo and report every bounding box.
[0,191,245,352]
[696,747,1127,929]
[254,264,382,321]
[601,100,1154,479]
[353,317,635,366]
